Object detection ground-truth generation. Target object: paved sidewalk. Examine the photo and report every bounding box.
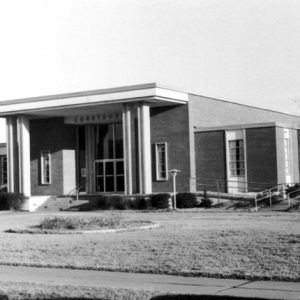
[0,265,299,299]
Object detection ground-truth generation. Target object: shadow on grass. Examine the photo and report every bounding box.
[151,295,277,300]
[67,202,97,211]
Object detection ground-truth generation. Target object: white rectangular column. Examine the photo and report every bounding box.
[6,117,17,193]
[122,104,133,194]
[137,103,152,194]
[17,116,31,197]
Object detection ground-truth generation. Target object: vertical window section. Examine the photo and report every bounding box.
[284,129,291,178]
[0,155,7,185]
[155,143,168,181]
[229,140,245,176]
[41,150,51,185]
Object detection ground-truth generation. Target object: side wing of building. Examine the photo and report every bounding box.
[189,94,300,192]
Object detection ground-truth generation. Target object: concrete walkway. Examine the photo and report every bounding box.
[0,265,299,299]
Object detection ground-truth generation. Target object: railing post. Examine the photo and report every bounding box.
[288,193,291,208]
[217,180,220,208]
[254,194,257,211]
[269,190,272,206]
[283,184,286,201]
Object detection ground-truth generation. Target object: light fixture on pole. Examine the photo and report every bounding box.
[169,169,181,209]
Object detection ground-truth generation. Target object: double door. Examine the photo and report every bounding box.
[95,159,124,192]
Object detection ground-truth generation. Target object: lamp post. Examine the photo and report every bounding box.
[169,169,181,210]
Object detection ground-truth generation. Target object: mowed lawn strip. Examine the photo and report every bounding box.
[0,281,160,300]
[0,211,299,281]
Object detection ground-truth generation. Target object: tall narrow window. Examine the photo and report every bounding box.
[284,129,292,182]
[229,140,245,176]
[0,155,7,186]
[155,143,168,181]
[41,150,51,184]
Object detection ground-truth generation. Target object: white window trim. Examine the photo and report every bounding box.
[284,128,293,184]
[228,139,245,177]
[155,142,168,181]
[225,129,248,193]
[41,150,51,185]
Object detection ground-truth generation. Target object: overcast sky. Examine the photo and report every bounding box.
[1,0,300,141]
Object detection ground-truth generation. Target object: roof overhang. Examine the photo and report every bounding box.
[0,83,189,117]
[194,122,300,132]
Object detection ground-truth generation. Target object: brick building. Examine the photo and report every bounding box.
[0,83,300,201]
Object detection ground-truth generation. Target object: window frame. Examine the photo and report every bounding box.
[155,142,168,181]
[228,139,245,177]
[0,155,7,186]
[40,150,51,185]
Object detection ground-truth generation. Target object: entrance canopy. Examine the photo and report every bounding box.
[0,83,188,117]
[2,83,189,199]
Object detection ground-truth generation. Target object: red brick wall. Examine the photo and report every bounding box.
[30,118,77,195]
[194,131,226,192]
[246,127,277,191]
[150,105,190,193]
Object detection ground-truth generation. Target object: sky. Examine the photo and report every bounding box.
[1,0,300,141]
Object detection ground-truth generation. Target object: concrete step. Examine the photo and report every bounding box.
[36,197,71,212]
[36,197,90,212]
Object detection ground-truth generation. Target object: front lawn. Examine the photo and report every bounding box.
[0,211,299,281]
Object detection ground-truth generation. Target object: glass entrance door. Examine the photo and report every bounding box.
[94,123,124,192]
[95,159,124,192]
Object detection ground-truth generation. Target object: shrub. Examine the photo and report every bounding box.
[200,190,212,208]
[38,215,123,230]
[176,193,198,208]
[111,195,128,210]
[92,193,171,210]
[150,193,171,209]
[125,197,139,209]
[0,192,26,211]
[286,184,300,198]
[96,195,110,209]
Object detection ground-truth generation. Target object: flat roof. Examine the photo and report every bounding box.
[0,83,189,116]
[0,82,300,119]
[194,122,300,132]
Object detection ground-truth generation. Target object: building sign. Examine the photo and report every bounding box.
[65,111,122,125]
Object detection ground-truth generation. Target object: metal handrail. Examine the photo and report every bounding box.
[191,176,293,187]
[253,184,285,211]
[67,179,86,201]
[286,188,300,207]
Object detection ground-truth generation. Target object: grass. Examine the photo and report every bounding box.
[0,211,299,281]
[5,213,153,234]
[0,281,274,300]
[0,281,160,299]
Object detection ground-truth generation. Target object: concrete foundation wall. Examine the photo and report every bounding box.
[30,118,77,196]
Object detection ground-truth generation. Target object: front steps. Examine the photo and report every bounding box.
[36,196,89,212]
[23,196,55,212]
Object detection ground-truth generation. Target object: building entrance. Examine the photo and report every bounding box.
[94,123,124,192]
